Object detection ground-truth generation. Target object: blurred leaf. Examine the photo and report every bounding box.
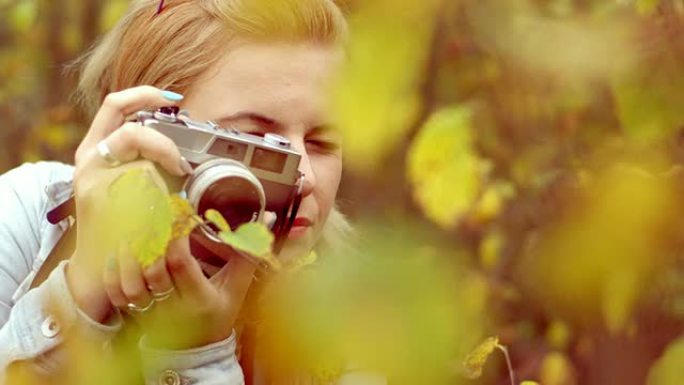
[282,250,319,271]
[636,0,661,15]
[100,0,130,31]
[471,2,635,80]
[9,0,37,33]
[479,229,504,271]
[647,336,684,385]
[408,106,481,229]
[546,320,571,351]
[518,156,677,332]
[462,336,500,379]
[331,0,440,172]
[258,224,478,384]
[612,69,684,144]
[540,351,577,385]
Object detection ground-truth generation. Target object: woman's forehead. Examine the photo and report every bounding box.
[184,42,341,126]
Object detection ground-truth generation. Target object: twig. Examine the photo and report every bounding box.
[496,344,516,385]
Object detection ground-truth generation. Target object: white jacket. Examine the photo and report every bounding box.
[0,162,243,385]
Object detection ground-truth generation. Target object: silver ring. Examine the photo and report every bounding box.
[96,140,122,167]
[151,287,175,302]
[126,299,155,313]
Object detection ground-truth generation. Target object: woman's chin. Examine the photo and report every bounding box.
[277,228,316,264]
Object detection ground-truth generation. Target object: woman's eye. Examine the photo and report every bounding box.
[306,138,341,152]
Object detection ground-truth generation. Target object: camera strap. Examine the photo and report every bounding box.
[30,224,76,290]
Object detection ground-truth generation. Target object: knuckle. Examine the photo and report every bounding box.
[124,288,148,303]
[139,85,158,94]
[143,265,164,286]
[102,93,122,109]
[166,251,189,273]
[118,125,139,147]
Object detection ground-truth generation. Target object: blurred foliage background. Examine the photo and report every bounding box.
[2,0,684,384]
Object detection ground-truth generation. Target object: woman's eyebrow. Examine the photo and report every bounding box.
[216,112,282,130]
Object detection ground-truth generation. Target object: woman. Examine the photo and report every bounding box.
[0,0,354,383]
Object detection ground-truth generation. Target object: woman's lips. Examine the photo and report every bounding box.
[288,217,312,239]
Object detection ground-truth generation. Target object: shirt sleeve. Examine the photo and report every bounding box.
[139,331,245,385]
[0,163,122,383]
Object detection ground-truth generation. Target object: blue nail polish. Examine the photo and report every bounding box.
[178,191,188,200]
[161,90,184,102]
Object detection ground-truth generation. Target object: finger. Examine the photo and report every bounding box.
[212,253,257,302]
[80,86,184,152]
[166,237,212,302]
[143,256,175,299]
[118,244,153,308]
[98,122,189,176]
[262,211,277,230]
[103,255,128,309]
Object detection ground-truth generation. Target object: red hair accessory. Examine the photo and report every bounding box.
[156,0,165,15]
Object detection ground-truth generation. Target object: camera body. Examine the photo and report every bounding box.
[137,107,304,257]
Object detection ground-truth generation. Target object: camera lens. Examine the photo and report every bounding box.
[185,159,265,240]
[198,177,262,230]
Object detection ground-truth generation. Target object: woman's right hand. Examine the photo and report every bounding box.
[66,86,191,323]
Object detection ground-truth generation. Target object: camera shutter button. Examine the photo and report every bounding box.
[264,133,290,147]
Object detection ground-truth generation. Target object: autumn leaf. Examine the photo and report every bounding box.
[282,250,319,272]
[463,336,500,379]
[647,336,684,385]
[407,106,482,229]
[218,222,274,257]
[205,208,230,232]
[106,168,173,268]
[169,194,201,239]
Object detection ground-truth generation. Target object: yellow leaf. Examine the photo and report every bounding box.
[407,106,481,229]
[330,0,440,173]
[462,336,499,379]
[479,230,504,271]
[540,352,576,385]
[205,209,230,232]
[106,169,173,268]
[169,195,200,239]
[283,250,319,272]
[647,336,684,385]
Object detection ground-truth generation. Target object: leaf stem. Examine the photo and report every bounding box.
[495,343,516,385]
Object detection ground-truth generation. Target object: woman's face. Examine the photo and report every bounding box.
[181,42,343,261]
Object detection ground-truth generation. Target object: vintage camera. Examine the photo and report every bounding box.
[138,106,304,261]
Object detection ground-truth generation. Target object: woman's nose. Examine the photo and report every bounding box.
[295,145,316,198]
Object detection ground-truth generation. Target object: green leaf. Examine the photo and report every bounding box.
[205,209,230,232]
[218,222,274,258]
[106,169,173,268]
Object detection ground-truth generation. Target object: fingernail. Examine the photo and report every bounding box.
[161,90,184,102]
[263,211,277,230]
[178,190,188,200]
[179,156,193,175]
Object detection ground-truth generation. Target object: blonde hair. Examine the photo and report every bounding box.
[76,0,347,115]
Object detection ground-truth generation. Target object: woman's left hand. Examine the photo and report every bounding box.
[104,236,258,350]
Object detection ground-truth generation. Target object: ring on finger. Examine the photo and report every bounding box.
[150,287,175,302]
[96,140,122,167]
[126,298,155,313]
